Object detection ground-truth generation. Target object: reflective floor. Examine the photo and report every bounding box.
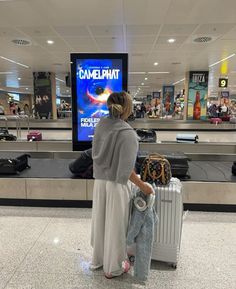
[0,207,235,289]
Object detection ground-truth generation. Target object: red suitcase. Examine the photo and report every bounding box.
[27,131,42,141]
[210,118,222,124]
[221,116,230,121]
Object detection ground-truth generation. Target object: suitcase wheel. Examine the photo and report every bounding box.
[171,263,177,269]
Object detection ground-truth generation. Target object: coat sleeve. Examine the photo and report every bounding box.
[115,129,139,184]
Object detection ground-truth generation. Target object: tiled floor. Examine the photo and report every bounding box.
[0,207,235,289]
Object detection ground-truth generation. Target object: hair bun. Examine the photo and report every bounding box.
[111,104,123,114]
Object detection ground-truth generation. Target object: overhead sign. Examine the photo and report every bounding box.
[219,78,228,88]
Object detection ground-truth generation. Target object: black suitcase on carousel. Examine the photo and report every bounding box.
[232,161,236,176]
[135,129,157,143]
[0,154,31,174]
[69,149,93,179]
[135,151,190,179]
[0,128,17,141]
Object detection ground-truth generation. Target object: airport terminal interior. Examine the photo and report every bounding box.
[0,0,236,288]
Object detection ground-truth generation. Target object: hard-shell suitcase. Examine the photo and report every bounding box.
[27,131,42,141]
[210,118,222,124]
[136,129,157,143]
[176,134,198,143]
[0,154,31,174]
[136,151,189,179]
[152,178,183,268]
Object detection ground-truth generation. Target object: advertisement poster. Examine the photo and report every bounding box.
[188,71,209,120]
[71,53,128,150]
[33,72,52,119]
[162,85,175,115]
[153,91,161,99]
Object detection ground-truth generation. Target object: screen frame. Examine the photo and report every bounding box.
[71,53,128,151]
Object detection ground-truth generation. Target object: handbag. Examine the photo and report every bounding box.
[140,153,172,185]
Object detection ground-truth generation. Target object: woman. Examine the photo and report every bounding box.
[91,91,154,279]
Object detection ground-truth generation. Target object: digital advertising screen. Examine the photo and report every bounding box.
[71,53,128,151]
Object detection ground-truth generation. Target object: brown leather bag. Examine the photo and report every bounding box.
[140,153,172,185]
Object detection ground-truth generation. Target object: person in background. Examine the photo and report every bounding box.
[91,91,154,279]
[0,103,5,115]
[141,102,146,118]
[24,103,30,116]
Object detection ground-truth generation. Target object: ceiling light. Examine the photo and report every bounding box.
[141,83,144,85]
[128,72,146,75]
[18,77,21,80]
[47,40,54,45]
[0,72,13,75]
[55,77,66,83]
[25,87,29,90]
[148,72,170,74]
[209,53,235,68]
[144,77,148,80]
[0,56,30,68]
[154,62,158,66]
[168,38,176,43]
[172,78,185,85]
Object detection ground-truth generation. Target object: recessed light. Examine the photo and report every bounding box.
[128,72,146,75]
[25,87,29,90]
[154,62,158,66]
[141,83,144,85]
[0,72,13,75]
[18,77,21,80]
[0,56,30,68]
[55,78,66,83]
[168,38,176,43]
[209,53,235,67]
[144,77,148,80]
[148,72,170,74]
[47,40,54,45]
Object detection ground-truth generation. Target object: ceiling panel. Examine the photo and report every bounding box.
[16,26,58,38]
[127,36,156,45]
[194,23,236,36]
[63,37,95,46]
[1,0,236,92]
[89,25,123,37]
[124,0,172,24]
[53,26,89,37]
[160,24,198,36]
[126,25,160,36]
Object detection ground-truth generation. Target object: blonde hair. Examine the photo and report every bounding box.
[107,92,132,120]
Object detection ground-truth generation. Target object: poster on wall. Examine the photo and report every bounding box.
[71,53,128,151]
[162,85,175,115]
[188,71,209,120]
[33,72,52,119]
[153,91,161,99]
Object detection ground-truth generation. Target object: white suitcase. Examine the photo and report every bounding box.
[152,178,183,268]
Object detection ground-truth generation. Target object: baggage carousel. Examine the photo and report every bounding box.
[1,118,236,131]
[0,155,235,212]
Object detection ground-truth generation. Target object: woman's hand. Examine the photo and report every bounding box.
[139,182,155,195]
[129,170,155,195]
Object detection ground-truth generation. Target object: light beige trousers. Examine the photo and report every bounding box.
[91,179,131,275]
